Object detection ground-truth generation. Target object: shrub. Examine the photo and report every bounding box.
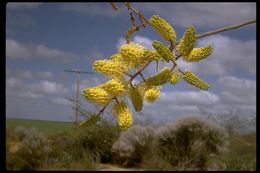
[6,126,51,170]
[71,121,120,163]
[112,125,154,167]
[155,116,228,170]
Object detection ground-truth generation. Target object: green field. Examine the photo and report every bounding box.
[6,118,74,134]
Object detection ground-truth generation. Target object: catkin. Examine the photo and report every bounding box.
[182,70,210,90]
[146,67,172,86]
[169,71,179,84]
[152,40,175,62]
[144,87,160,102]
[100,79,126,97]
[184,45,213,62]
[119,43,148,69]
[93,59,127,80]
[143,49,163,61]
[176,26,196,56]
[83,87,110,106]
[129,86,143,112]
[149,15,176,42]
[113,101,133,131]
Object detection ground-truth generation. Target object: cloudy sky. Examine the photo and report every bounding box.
[6,2,256,123]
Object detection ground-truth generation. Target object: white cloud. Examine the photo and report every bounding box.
[18,70,33,79]
[17,91,43,99]
[52,98,73,106]
[134,3,256,28]
[6,39,77,62]
[6,39,33,59]
[6,78,23,88]
[7,2,42,9]
[158,90,219,106]
[218,76,256,105]
[32,80,68,95]
[177,34,256,76]
[37,71,53,80]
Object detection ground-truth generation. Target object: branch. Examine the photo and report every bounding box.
[196,19,256,39]
[122,3,256,40]
[90,3,256,123]
[129,62,151,83]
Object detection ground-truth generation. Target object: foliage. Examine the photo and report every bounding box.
[112,125,154,167]
[154,116,229,170]
[6,126,51,170]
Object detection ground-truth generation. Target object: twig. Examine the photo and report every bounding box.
[139,72,146,82]
[129,62,151,83]
[196,19,256,39]
[110,3,118,11]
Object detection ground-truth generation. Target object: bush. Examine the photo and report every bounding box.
[207,132,256,171]
[155,116,228,170]
[45,121,119,169]
[112,125,154,167]
[6,126,51,170]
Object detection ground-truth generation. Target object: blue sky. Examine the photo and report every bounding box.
[6,2,256,124]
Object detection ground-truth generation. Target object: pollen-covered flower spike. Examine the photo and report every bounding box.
[146,67,172,86]
[149,15,176,42]
[99,79,126,97]
[144,87,160,102]
[169,71,179,85]
[113,101,133,131]
[129,86,143,112]
[183,45,214,62]
[152,40,175,62]
[83,87,110,106]
[93,59,127,80]
[143,49,163,61]
[119,42,148,69]
[176,26,196,56]
[182,70,210,90]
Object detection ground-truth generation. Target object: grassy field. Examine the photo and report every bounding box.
[6,118,74,135]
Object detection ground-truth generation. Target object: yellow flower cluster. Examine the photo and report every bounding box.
[110,53,124,61]
[169,71,179,84]
[113,101,133,131]
[83,87,110,106]
[144,87,160,102]
[93,59,127,80]
[176,26,196,56]
[146,67,172,86]
[149,15,176,42]
[182,70,210,90]
[184,45,214,62]
[152,40,175,62]
[119,42,148,69]
[143,49,162,61]
[129,86,143,112]
[99,79,126,97]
